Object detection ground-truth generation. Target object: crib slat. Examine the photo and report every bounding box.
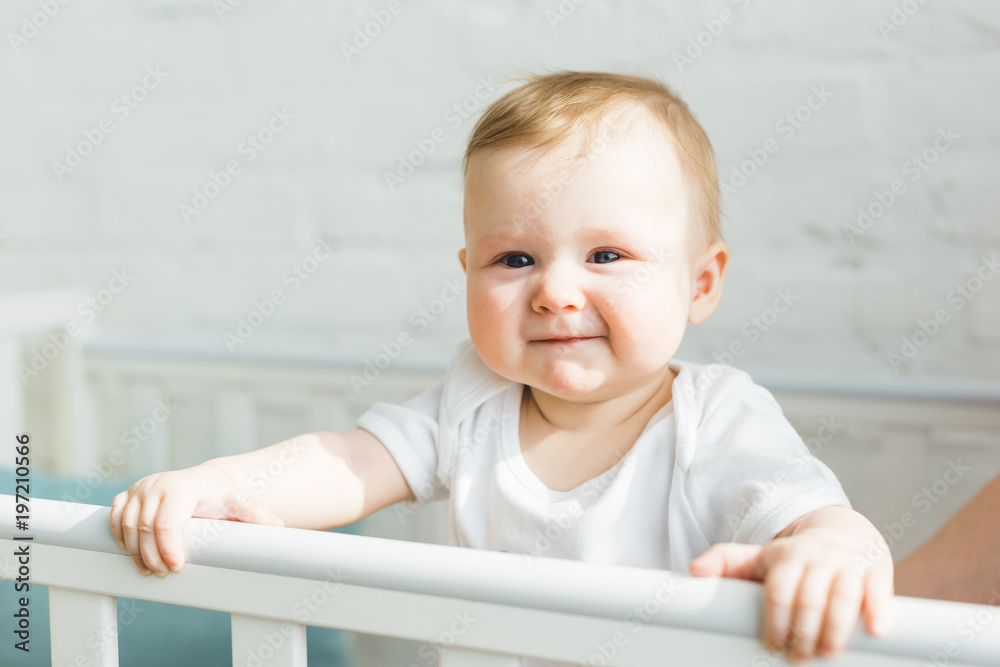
[126,383,172,476]
[218,388,258,456]
[231,614,307,667]
[308,392,352,433]
[49,587,119,666]
[50,339,98,477]
[439,646,521,667]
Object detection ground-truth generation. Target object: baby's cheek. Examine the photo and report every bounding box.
[468,291,516,348]
[476,285,522,321]
[615,290,687,353]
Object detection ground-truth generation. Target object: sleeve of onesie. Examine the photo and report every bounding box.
[355,380,447,509]
[686,368,852,547]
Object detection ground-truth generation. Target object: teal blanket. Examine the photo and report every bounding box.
[0,467,354,666]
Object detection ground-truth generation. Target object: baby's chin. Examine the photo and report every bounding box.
[474,342,634,397]
[518,363,615,401]
[499,355,676,403]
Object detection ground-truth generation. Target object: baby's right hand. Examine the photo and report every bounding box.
[109,464,285,577]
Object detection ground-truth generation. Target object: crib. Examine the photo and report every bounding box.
[3,289,1000,665]
[5,493,1000,666]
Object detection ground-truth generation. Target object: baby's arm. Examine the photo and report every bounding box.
[690,506,894,663]
[109,429,412,577]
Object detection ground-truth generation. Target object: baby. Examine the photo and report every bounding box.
[110,71,893,663]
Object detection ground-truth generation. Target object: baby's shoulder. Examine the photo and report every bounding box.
[439,340,515,427]
[673,359,762,406]
[672,359,787,433]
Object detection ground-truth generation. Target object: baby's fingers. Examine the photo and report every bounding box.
[109,490,129,550]
[120,496,152,576]
[153,493,199,573]
[787,566,835,662]
[138,497,171,577]
[862,563,895,637]
[817,571,864,659]
[764,561,805,654]
[690,543,764,580]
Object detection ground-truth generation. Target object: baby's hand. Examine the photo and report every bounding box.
[689,521,893,662]
[109,464,284,577]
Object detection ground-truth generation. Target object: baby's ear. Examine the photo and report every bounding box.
[688,241,729,325]
[458,248,467,272]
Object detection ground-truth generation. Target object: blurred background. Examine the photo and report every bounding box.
[1,1,999,665]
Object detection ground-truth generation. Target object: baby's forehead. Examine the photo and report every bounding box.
[508,105,670,162]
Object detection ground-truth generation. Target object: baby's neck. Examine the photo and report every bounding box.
[526,366,675,436]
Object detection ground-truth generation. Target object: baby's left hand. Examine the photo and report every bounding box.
[689,516,894,663]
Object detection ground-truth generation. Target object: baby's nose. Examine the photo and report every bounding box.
[531,266,585,313]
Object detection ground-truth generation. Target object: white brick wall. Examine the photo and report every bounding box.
[1,1,999,377]
[3,8,999,664]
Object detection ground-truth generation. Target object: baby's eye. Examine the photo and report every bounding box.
[591,250,621,264]
[500,253,534,268]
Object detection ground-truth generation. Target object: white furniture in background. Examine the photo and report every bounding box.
[0,289,96,476]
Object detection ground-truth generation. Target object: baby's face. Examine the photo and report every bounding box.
[460,114,710,401]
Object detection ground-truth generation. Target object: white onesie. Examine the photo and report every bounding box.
[356,339,851,573]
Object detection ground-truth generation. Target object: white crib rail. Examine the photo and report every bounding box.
[3,496,1000,666]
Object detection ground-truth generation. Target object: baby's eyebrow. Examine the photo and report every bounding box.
[477,229,523,244]
[476,227,634,245]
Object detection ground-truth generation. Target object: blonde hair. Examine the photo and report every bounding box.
[463,70,722,249]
